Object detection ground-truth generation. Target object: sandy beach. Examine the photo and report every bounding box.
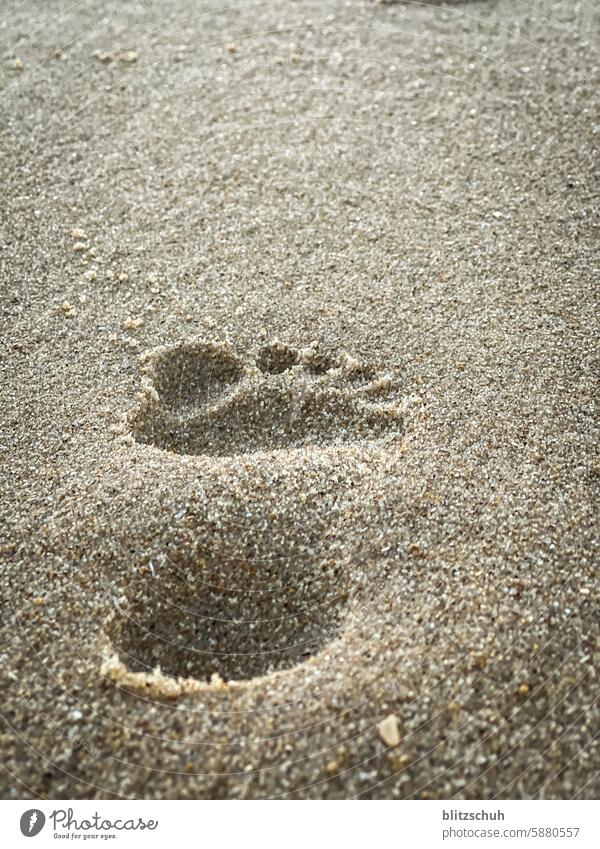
[1,0,598,799]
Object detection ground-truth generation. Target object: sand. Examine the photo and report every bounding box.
[1,0,598,799]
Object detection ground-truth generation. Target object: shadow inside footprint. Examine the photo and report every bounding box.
[148,342,244,410]
[257,341,299,374]
[128,340,404,457]
[111,550,350,683]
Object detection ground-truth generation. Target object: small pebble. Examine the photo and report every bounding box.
[123,317,143,330]
[377,714,401,747]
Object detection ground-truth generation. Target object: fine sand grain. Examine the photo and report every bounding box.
[1,0,598,799]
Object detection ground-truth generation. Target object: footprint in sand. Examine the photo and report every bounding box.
[102,340,407,693]
[127,339,404,457]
